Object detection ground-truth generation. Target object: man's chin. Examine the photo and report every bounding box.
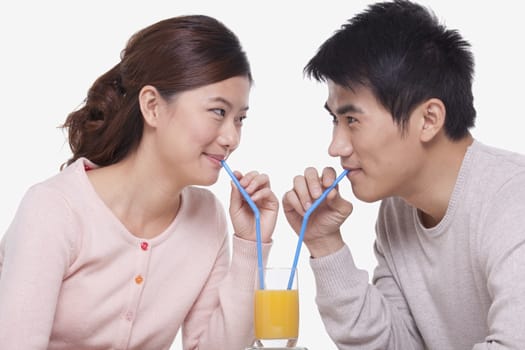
[352,186,382,203]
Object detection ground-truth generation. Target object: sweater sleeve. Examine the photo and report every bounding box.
[181,201,271,350]
[473,172,525,349]
[0,185,77,350]
[310,240,424,350]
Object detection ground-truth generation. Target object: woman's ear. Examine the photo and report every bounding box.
[139,85,162,128]
[419,98,446,142]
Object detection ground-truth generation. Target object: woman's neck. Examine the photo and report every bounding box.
[87,153,183,239]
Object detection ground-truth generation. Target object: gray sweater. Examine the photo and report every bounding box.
[310,140,525,349]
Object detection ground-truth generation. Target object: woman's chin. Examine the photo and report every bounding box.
[195,174,220,187]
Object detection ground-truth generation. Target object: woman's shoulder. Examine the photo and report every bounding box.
[18,158,94,214]
[178,187,229,241]
[34,158,87,192]
[182,186,224,213]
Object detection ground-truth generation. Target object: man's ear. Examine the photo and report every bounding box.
[419,98,446,142]
[139,85,163,128]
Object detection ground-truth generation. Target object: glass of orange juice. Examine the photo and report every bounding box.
[252,267,300,348]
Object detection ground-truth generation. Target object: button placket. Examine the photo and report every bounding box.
[133,240,149,286]
[120,241,152,332]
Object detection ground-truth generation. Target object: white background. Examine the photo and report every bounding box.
[1,1,524,349]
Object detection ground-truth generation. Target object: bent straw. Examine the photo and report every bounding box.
[221,160,265,289]
[287,169,350,290]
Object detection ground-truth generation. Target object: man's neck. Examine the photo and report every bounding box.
[403,134,474,228]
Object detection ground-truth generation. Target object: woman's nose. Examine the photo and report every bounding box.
[217,121,241,151]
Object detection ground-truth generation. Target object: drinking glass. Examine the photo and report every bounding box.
[252,267,299,348]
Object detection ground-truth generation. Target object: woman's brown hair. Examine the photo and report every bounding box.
[62,15,252,167]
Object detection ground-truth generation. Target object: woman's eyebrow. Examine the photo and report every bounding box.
[208,96,249,111]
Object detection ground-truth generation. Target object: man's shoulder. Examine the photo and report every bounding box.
[469,141,525,191]
[379,196,411,211]
[472,141,525,172]
[377,196,413,226]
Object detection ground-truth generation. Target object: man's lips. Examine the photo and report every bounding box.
[342,165,361,172]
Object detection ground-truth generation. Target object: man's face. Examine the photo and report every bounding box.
[325,81,426,202]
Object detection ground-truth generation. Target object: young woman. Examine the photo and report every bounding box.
[0,15,278,350]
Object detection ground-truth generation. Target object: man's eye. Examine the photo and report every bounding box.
[331,115,338,125]
[347,116,357,124]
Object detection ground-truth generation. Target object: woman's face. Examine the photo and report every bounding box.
[149,75,251,187]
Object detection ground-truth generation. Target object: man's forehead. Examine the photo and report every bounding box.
[326,81,368,114]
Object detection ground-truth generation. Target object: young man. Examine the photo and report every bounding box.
[282,1,525,349]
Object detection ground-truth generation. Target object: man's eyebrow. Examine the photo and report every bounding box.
[209,96,249,111]
[324,103,334,115]
[324,102,363,115]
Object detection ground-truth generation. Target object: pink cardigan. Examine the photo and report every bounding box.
[0,158,271,350]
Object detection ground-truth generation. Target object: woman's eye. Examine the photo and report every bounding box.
[212,108,226,117]
[331,115,338,125]
[235,115,247,125]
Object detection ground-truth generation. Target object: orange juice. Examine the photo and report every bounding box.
[254,289,299,339]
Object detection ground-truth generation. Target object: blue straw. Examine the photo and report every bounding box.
[221,160,265,289]
[287,169,350,289]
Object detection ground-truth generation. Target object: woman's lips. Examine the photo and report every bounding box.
[204,153,226,166]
